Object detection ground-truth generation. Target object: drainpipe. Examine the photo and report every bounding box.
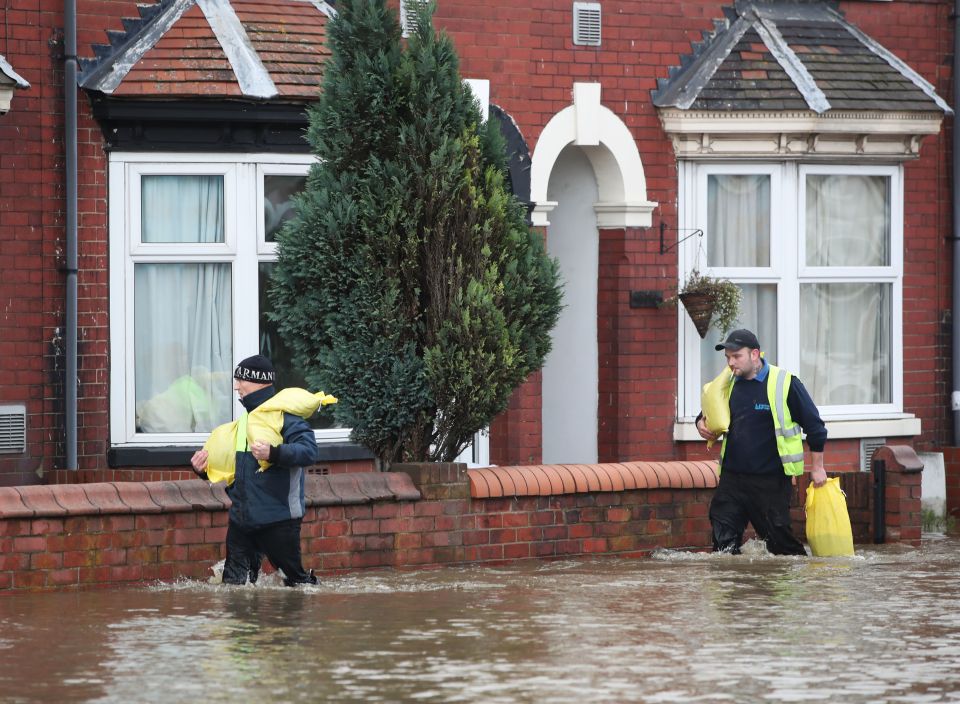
[65,0,78,470]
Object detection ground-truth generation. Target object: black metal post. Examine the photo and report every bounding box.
[873,459,886,544]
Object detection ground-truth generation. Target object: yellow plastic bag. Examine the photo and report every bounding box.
[202,388,337,484]
[804,477,855,556]
[700,367,732,448]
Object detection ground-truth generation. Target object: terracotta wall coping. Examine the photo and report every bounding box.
[0,473,421,519]
[467,461,720,499]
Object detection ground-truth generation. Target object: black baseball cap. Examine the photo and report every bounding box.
[715,329,760,351]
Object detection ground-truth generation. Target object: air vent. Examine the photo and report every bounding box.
[860,438,886,472]
[401,0,430,37]
[0,404,26,454]
[573,2,601,47]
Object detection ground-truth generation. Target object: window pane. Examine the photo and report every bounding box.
[141,175,224,243]
[806,174,890,267]
[707,174,770,267]
[264,175,306,243]
[134,263,233,433]
[800,283,891,405]
[699,284,777,385]
[258,263,338,429]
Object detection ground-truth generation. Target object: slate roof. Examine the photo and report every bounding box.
[79,0,334,101]
[0,54,30,88]
[653,0,951,115]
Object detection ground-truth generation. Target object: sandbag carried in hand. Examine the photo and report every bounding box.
[700,367,733,448]
[804,477,855,557]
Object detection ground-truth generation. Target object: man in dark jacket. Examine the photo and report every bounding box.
[191,354,319,586]
[696,329,828,555]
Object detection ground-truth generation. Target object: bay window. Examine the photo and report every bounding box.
[678,162,903,424]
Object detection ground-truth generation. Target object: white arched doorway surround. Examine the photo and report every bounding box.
[532,83,656,464]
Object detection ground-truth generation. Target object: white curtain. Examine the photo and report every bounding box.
[699,175,776,381]
[806,175,888,267]
[802,175,891,405]
[707,174,770,268]
[135,176,233,433]
[800,284,890,406]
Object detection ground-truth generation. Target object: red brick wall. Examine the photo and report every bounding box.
[0,456,924,593]
[0,0,952,482]
[0,471,715,592]
[0,0,138,482]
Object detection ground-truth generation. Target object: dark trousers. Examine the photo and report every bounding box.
[708,471,807,556]
[223,518,317,586]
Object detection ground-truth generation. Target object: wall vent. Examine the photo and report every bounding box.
[573,2,601,46]
[401,0,430,37]
[860,438,886,472]
[0,404,26,454]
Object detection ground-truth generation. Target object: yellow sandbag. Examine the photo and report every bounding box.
[203,420,241,485]
[804,477,855,557]
[201,388,337,484]
[700,367,732,448]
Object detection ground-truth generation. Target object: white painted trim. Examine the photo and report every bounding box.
[463,78,489,122]
[659,110,945,135]
[530,201,558,228]
[530,83,656,228]
[108,152,351,446]
[594,202,657,229]
[673,416,921,442]
[659,109,945,161]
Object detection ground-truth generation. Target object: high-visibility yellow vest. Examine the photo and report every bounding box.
[720,364,804,476]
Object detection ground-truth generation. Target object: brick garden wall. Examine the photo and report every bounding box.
[0,452,923,593]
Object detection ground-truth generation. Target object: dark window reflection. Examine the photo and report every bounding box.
[259,262,338,430]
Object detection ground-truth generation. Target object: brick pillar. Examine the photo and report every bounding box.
[392,462,470,501]
[488,373,543,467]
[873,445,924,546]
[597,228,625,463]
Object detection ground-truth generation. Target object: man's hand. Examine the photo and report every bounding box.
[696,415,719,443]
[250,440,272,462]
[190,449,208,477]
[809,452,827,487]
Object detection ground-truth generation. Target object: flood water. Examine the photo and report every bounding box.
[2,536,960,703]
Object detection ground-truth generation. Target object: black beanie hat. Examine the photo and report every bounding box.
[233,354,275,383]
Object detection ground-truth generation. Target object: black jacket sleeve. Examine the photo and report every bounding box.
[786,376,827,452]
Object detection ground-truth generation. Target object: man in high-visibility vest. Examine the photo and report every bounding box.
[191,354,320,585]
[696,329,828,555]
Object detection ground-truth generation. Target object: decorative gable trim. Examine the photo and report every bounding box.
[659,108,945,160]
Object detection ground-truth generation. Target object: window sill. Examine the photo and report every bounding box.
[108,441,375,468]
[673,415,921,442]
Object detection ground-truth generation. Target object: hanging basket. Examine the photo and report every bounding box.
[679,291,715,339]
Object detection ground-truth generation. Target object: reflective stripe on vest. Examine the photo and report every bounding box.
[235,411,249,453]
[720,363,804,476]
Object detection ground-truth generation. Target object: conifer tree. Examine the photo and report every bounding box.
[269,0,562,467]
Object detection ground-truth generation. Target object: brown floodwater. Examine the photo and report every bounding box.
[2,536,959,703]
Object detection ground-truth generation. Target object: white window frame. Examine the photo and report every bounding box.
[108,151,351,447]
[676,160,905,426]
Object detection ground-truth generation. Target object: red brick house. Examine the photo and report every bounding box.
[0,0,955,512]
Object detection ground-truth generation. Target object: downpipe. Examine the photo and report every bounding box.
[64,0,78,470]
